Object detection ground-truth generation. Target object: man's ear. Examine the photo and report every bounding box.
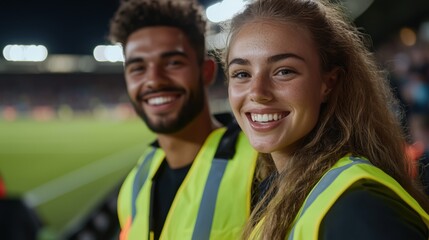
[202,57,217,86]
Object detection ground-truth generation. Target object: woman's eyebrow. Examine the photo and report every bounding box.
[227,52,306,69]
[267,53,305,63]
[227,58,250,68]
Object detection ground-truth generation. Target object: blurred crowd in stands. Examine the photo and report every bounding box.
[376,34,429,159]
[375,32,429,193]
[0,71,230,122]
[0,73,136,122]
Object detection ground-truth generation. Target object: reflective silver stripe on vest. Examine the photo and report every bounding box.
[288,157,370,240]
[192,158,229,240]
[132,148,156,220]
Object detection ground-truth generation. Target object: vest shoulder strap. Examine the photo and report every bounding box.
[130,122,242,227]
[131,147,156,221]
[193,121,242,239]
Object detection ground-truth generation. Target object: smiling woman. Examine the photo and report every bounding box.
[227,21,334,166]
[224,0,429,239]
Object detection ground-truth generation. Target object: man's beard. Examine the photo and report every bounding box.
[131,79,205,134]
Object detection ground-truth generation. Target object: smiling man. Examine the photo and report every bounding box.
[108,0,258,239]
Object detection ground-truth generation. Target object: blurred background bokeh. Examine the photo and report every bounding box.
[0,0,428,239]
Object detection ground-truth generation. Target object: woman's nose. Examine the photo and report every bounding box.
[249,75,273,103]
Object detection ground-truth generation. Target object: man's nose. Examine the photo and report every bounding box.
[144,64,168,89]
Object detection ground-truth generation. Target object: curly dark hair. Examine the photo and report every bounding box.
[109,0,207,63]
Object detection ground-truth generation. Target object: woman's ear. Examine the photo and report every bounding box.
[202,57,217,86]
[325,67,340,89]
[321,67,340,101]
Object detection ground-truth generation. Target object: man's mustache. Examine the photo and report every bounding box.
[137,87,185,101]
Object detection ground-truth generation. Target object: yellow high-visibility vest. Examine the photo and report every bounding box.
[250,155,429,239]
[118,127,258,240]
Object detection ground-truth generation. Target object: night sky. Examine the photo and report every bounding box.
[0,0,217,55]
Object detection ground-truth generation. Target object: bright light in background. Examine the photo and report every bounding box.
[206,0,247,23]
[419,21,429,42]
[400,27,417,46]
[342,0,374,20]
[2,44,48,62]
[206,0,374,23]
[93,45,124,62]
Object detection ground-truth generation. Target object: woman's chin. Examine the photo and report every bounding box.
[250,141,276,154]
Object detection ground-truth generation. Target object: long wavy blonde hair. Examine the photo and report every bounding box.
[223,0,429,239]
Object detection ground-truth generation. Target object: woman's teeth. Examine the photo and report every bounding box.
[250,113,283,122]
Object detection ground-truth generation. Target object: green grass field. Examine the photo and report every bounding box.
[0,117,155,238]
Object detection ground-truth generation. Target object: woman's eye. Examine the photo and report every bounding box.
[277,68,294,76]
[230,71,250,79]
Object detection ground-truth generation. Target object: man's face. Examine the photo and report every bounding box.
[124,26,205,134]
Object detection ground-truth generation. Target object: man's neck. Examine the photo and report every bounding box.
[157,111,221,169]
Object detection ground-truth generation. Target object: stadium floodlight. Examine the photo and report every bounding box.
[2,44,48,62]
[93,44,124,63]
[206,0,247,23]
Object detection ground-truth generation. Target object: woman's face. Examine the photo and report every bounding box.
[227,20,332,162]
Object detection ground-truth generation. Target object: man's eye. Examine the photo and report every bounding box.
[130,66,144,72]
[128,65,145,73]
[167,59,184,67]
[133,66,145,71]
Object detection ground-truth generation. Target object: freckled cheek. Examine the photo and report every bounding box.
[293,94,323,120]
[228,85,245,98]
[291,82,321,101]
[228,87,244,113]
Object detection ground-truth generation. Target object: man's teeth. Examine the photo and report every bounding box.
[147,96,174,105]
[251,113,282,122]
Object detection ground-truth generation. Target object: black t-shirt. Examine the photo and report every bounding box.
[258,176,428,239]
[152,160,192,240]
[319,180,428,239]
[151,158,258,239]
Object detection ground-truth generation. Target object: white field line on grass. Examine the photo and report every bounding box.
[23,143,147,208]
